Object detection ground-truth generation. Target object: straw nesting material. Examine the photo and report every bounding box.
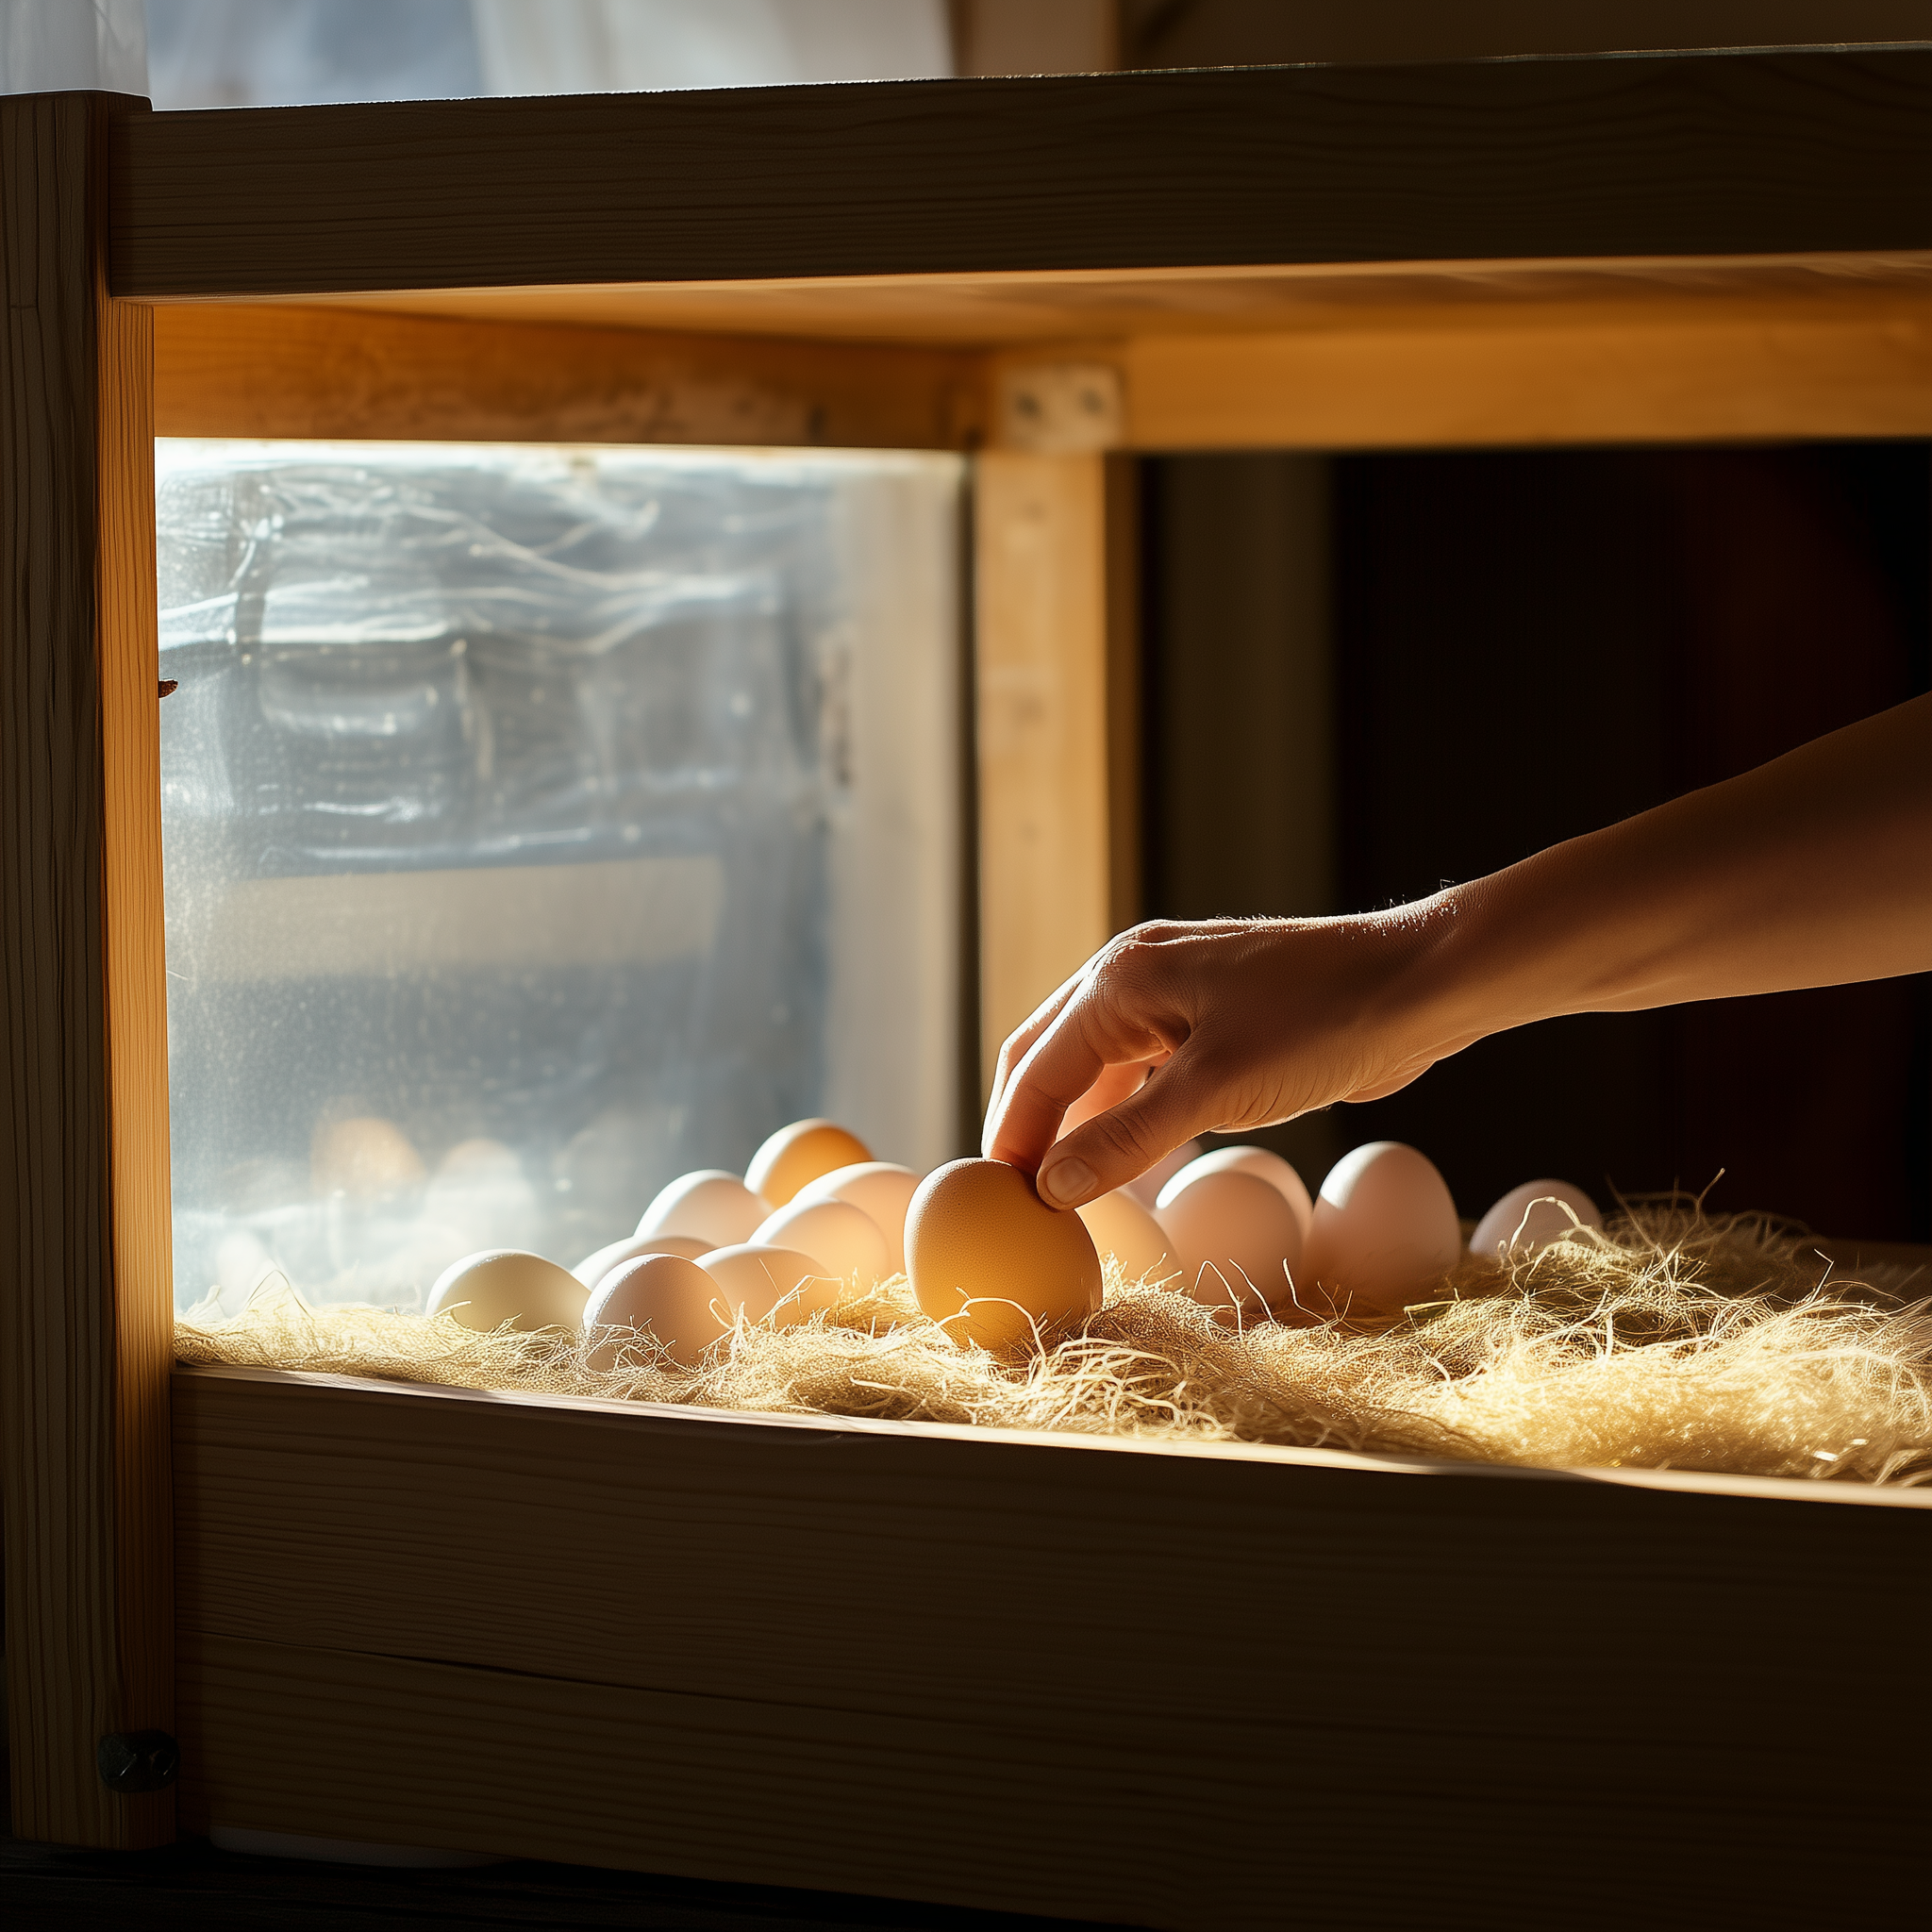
[175,1206,1932,1487]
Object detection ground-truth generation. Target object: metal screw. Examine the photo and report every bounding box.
[97,1730,180,1793]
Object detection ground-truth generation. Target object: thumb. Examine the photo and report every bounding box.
[1035,1050,1218,1208]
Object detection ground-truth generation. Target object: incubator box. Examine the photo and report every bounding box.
[5,56,1928,1924]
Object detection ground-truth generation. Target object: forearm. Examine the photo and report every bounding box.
[988,696,1932,1200]
[1407,693,1932,1053]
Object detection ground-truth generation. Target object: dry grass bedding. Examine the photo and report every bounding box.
[175,1205,1932,1486]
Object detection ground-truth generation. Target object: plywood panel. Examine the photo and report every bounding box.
[1,91,172,1851]
[974,453,1112,1089]
[110,54,1932,301]
[154,302,981,449]
[172,1367,1928,1925]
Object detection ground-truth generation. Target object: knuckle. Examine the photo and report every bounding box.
[1079,1107,1156,1169]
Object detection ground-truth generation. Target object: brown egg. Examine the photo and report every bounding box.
[744,1118,873,1208]
[907,1158,1102,1352]
[1075,1189,1179,1288]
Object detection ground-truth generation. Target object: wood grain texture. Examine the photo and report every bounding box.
[154,303,983,450]
[1122,291,1932,449]
[109,53,1932,301]
[174,1366,1926,1927]
[1,91,173,1851]
[974,453,1111,1088]
[98,290,174,1806]
[295,251,1932,346]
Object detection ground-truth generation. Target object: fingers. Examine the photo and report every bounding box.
[982,969,1086,1154]
[1035,1046,1226,1208]
[984,967,1177,1177]
[1058,1058,1149,1136]
[982,1012,1111,1174]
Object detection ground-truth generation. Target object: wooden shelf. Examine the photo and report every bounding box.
[113,52,1932,309]
[173,1364,1930,1924]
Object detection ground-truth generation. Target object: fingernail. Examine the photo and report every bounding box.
[1041,1158,1095,1208]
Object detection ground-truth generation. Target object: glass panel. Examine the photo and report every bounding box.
[158,440,962,1313]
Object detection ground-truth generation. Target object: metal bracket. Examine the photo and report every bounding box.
[97,1730,180,1794]
[996,363,1124,454]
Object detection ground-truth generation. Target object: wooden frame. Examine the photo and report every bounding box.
[7,49,1932,1921]
[2,90,172,1852]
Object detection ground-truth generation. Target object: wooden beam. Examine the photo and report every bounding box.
[1,92,174,1848]
[154,302,982,450]
[974,452,1115,1091]
[1120,292,1932,449]
[242,253,1932,347]
[109,53,1932,302]
[172,1365,1929,1924]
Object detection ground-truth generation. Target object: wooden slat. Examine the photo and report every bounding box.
[1,91,173,1850]
[173,1366,1927,1926]
[110,54,1932,301]
[974,453,1113,1089]
[280,252,1932,346]
[156,289,1932,458]
[98,229,174,1829]
[154,303,982,450]
[1120,292,1932,449]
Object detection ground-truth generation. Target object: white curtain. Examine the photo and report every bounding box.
[470,0,950,93]
[0,0,147,95]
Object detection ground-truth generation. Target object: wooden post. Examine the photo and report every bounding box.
[974,451,1135,1094]
[2,92,173,1849]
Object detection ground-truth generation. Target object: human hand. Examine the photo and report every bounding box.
[982,910,1468,1209]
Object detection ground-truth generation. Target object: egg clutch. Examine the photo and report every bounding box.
[425,1116,1606,1362]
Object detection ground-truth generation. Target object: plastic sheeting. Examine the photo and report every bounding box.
[159,441,962,1312]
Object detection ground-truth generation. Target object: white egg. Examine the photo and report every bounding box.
[750,1197,890,1288]
[1124,1139,1205,1208]
[582,1252,729,1370]
[636,1169,770,1248]
[426,1248,587,1334]
[1076,1189,1179,1287]
[1469,1179,1603,1262]
[698,1244,843,1326]
[1300,1142,1461,1316]
[571,1231,712,1291]
[793,1161,922,1274]
[1164,1146,1313,1241]
[1154,1169,1302,1321]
